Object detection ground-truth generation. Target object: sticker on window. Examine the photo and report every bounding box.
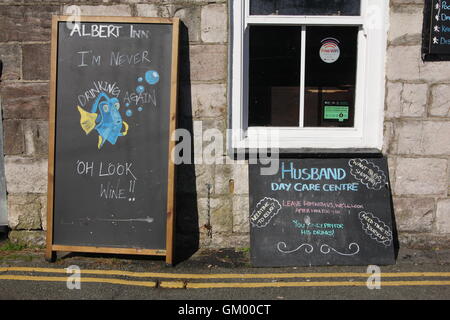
[319,38,340,63]
[323,100,349,122]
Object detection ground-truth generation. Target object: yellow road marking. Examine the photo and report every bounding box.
[0,267,450,279]
[0,275,157,288]
[159,281,186,289]
[1,274,449,289]
[186,281,450,289]
[1,267,450,280]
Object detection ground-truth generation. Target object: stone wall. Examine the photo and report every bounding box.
[0,2,57,246]
[386,0,450,248]
[0,0,244,250]
[0,0,449,250]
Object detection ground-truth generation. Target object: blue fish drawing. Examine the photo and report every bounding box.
[77,92,129,149]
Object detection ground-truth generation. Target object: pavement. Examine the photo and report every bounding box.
[1,233,450,301]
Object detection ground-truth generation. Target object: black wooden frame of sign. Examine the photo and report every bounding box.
[422,0,450,61]
[45,16,180,265]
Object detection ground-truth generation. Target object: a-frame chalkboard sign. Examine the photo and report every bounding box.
[46,16,179,265]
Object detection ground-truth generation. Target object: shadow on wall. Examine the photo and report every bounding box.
[1,59,9,234]
[173,22,200,265]
[388,169,400,261]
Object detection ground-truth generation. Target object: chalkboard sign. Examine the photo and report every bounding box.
[46,16,179,264]
[422,0,450,61]
[249,157,396,267]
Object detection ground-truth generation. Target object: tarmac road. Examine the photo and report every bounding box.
[1,245,450,301]
[2,274,450,300]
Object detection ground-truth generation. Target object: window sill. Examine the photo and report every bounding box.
[228,148,383,159]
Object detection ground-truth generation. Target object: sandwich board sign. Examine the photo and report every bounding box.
[46,16,179,265]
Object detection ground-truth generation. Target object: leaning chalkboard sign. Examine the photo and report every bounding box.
[249,157,396,267]
[46,16,179,265]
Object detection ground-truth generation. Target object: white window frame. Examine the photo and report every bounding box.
[229,0,389,151]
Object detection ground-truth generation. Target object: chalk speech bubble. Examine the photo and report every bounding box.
[359,211,393,247]
[250,197,282,228]
[348,159,387,190]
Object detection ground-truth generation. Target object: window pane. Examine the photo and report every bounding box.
[303,26,358,128]
[250,0,361,16]
[249,26,301,127]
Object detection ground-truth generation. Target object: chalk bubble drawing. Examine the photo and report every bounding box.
[136,85,145,94]
[78,92,129,149]
[145,70,160,85]
[348,159,387,190]
[320,243,360,256]
[359,211,393,247]
[277,242,314,254]
[250,197,282,228]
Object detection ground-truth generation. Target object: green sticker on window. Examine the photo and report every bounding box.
[324,106,349,122]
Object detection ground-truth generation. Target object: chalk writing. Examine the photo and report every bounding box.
[282,200,364,210]
[98,162,137,180]
[271,182,359,192]
[70,24,123,38]
[123,88,157,107]
[359,211,393,246]
[292,219,344,237]
[348,159,386,190]
[100,179,127,200]
[280,162,346,181]
[76,160,137,179]
[424,0,450,57]
[77,51,102,67]
[130,25,150,39]
[70,23,153,40]
[75,160,138,202]
[250,197,282,228]
[78,81,120,107]
[281,200,365,215]
[110,50,151,66]
[77,50,151,68]
[270,163,361,192]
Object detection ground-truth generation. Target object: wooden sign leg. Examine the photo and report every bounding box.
[45,248,56,263]
[165,229,174,267]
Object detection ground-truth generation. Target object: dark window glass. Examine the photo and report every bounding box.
[249,26,301,127]
[250,0,361,16]
[303,26,358,127]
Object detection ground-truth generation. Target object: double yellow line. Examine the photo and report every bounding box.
[1,267,450,289]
